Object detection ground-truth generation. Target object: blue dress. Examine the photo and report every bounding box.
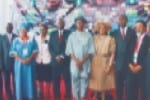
[10,37,38,100]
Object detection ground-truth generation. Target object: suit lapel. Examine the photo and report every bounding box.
[118,29,123,40]
[126,27,130,38]
[12,34,16,42]
[4,35,10,45]
[55,30,59,44]
[138,35,146,54]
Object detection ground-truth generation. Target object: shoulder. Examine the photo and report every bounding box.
[13,33,17,37]
[67,31,76,40]
[64,29,70,33]
[144,34,150,41]
[28,37,36,45]
[69,31,76,36]
[127,27,134,31]
[0,34,7,41]
[107,35,115,41]
[85,32,93,39]
[34,34,40,40]
[50,30,58,37]
[1,34,7,38]
[111,29,120,36]
[13,34,18,40]
[127,27,136,34]
[12,37,20,44]
[64,29,71,35]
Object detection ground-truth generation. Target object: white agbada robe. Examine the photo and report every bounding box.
[66,30,95,99]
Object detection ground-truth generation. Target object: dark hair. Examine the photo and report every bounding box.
[119,14,128,21]
[75,16,87,23]
[7,22,13,26]
[136,20,147,27]
[40,23,48,30]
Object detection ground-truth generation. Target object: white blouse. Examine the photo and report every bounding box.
[35,34,51,65]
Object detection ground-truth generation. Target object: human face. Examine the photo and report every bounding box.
[40,26,47,35]
[76,19,85,31]
[135,22,146,34]
[119,16,127,28]
[7,23,13,33]
[57,19,64,30]
[20,28,28,37]
[99,24,107,35]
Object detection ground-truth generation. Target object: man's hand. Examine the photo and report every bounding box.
[75,60,84,71]
[56,56,64,63]
[134,65,142,73]
[129,64,134,71]
[129,64,142,74]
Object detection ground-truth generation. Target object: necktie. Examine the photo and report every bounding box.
[121,28,126,40]
[59,31,63,42]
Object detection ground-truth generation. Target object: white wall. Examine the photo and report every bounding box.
[0,0,13,34]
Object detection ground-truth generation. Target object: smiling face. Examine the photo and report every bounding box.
[135,22,146,34]
[40,24,48,35]
[118,15,127,28]
[57,18,65,30]
[20,28,28,38]
[98,23,107,35]
[76,19,85,31]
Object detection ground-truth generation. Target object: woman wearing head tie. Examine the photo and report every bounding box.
[10,23,38,100]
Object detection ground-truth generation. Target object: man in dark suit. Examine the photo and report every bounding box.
[146,22,150,100]
[111,15,136,100]
[0,35,4,100]
[48,18,71,100]
[1,23,17,100]
[126,20,149,100]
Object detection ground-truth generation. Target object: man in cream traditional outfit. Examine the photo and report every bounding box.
[66,16,95,100]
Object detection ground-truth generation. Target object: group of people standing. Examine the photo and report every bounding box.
[0,14,150,100]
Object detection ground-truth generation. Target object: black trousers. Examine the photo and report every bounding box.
[4,69,15,100]
[52,65,71,98]
[126,72,146,100]
[116,70,126,100]
[0,71,3,100]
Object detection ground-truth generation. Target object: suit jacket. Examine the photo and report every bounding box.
[111,27,136,71]
[145,41,150,95]
[127,34,150,72]
[48,29,70,67]
[1,33,17,70]
[0,35,3,69]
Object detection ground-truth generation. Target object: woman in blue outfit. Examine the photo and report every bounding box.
[10,24,38,100]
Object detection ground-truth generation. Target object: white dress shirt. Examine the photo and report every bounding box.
[120,26,128,36]
[7,33,12,43]
[133,33,146,64]
[35,34,51,65]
